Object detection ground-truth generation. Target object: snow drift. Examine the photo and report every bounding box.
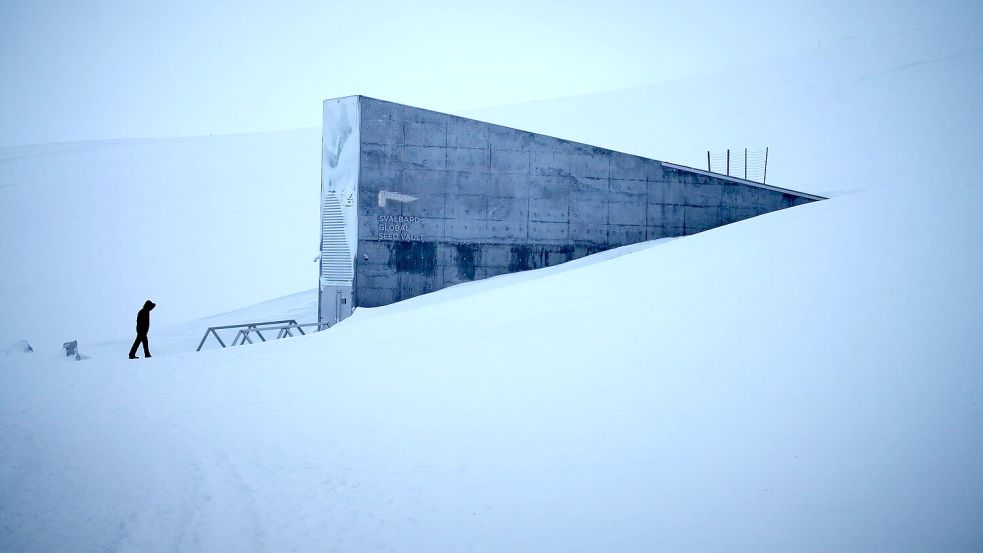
[2,184,981,552]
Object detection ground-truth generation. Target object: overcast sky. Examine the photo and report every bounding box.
[1,0,980,147]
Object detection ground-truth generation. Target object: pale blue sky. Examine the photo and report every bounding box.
[1,0,980,146]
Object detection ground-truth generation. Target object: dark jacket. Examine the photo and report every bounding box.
[136,300,156,334]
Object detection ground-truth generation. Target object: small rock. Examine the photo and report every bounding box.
[63,340,81,360]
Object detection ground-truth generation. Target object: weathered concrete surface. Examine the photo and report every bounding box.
[320,96,821,313]
[317,96,359,326]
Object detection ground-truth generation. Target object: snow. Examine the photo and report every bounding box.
[2,23,983,553]
[462,23,983,197]
[0,130,320,349]
[2,185,982,552]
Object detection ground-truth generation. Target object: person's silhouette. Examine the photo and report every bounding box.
[128,300,156,359]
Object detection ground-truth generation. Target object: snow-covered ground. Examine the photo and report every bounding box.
[2,185,981,552]
[2,22,982,553]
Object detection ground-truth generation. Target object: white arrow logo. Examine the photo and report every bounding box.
[378,190,419,207]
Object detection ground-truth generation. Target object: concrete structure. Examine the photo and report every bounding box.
[318,96,824,326]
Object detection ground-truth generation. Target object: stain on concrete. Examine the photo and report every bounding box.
[454,243,479,280]
[388,241,437,276]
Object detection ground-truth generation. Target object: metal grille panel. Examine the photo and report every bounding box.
[320,193,352,283]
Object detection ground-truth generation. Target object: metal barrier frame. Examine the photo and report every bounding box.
[196,320,330,352]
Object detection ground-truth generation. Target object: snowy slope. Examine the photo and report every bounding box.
[65,241,661,358]
[2,184,981,552]
[463,24,983,197]
[0,129,320,349]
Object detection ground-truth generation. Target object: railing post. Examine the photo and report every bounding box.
[211,329,226,348]
[196,330,210,352]
[763,147,769,184]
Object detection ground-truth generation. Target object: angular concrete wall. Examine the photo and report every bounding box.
[337,96,821,309]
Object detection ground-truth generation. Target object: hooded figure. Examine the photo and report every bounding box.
[128,300,156,359]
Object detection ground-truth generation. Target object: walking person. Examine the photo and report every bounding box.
[128,300,156,359]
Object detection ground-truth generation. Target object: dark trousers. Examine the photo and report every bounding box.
[129,333,150,358]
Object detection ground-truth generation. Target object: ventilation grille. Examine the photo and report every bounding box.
[320,193,353,283]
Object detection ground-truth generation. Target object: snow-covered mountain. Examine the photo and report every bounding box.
[1,22,981,553]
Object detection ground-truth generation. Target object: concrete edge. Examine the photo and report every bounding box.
[334,94,828,202]
[661,162,827,201]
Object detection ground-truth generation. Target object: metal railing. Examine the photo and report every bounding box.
[196,319,330,352]
[707,147,769,183]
